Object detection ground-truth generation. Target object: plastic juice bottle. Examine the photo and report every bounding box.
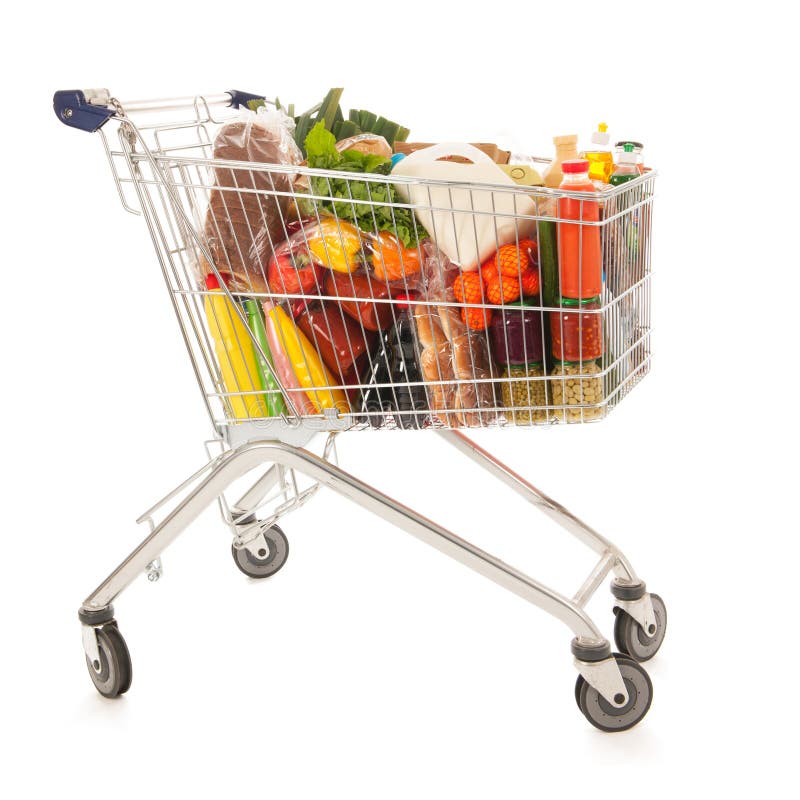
[581,122,614,184]
[244,298,286,417]
[204,274,268,419]
[543,134,579,189]
[557,160,603,299]
[610,143,639,186]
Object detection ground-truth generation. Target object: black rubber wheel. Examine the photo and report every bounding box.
[614,593,667,662]
[576,654,653,732]
[231,524,289,579]
[575,674,586,709]
[85,623,132,698]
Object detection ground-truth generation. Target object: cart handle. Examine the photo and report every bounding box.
[53,89,269,132]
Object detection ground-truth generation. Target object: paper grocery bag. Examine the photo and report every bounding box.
[392,143,537,271]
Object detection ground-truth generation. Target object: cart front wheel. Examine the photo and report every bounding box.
[231,524,289,579]
[85,624,132,698]
[576,654,652,732]
[614,593,667,662]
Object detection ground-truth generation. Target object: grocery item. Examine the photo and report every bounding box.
[490,300,545,366]
[413,303,456,424]
[264,224,326,298]
[436,305,496,427]
[550,296,604,362]
[244,299,286,417]
[323,269,394,331]
[295,302,375,382]
[392,142,537,271]
[264,303,350,415]
[394,142,511,164]
[615,141,645,174]
[204,273,268,420]
[609,143,639,186]
[335,133,392,159]
[499,163,545,186]
[304,123,419,247]
[558,160,603,299]
[370,231,422,282]
[453,272,484,304]
[502,363,547,425]
[581,122,614,184]
[542,134,578,189]
[262,301,316,417]
[306,218,364,273]
[550,360,605,421]
[249,88,410,154]
[537,196,560,308]
[358,295,427,429]
[490,300,547,424]
[204,108,303,293]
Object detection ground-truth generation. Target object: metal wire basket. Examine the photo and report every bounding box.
[63,89,654,446]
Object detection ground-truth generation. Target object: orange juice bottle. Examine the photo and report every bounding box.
[558,160,602,299]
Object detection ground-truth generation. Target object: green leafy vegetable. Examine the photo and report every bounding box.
[304,122,419,248]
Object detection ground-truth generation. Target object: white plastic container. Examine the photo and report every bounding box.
[392,142,537,271]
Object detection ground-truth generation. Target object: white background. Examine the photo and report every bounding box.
[1,1,797,797]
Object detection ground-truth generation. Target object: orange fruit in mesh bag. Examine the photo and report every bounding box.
[520,268,540,297]
[453,272,484,304]
[495,243,530,278]
[461,305,492,330]
[486,276,521,304]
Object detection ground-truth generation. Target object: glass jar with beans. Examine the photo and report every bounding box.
[489,300,548,424]
[549,360,605,422]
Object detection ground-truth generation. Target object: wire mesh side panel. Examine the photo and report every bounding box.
[109,111,655,435]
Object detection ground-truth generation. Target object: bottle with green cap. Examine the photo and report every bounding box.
[609,143,639,186]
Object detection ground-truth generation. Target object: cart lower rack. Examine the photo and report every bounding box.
[56,88,664,731]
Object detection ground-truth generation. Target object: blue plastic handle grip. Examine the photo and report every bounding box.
[53,90,114,133]
[228,90,267,109]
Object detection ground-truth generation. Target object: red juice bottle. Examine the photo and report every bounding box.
[558,159,602,299]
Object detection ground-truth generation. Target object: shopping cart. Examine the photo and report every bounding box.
[55,88,664,731]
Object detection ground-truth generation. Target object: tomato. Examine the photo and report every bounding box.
[371,232,422,282]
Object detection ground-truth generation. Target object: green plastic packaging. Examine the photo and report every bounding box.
[244,299,286,417]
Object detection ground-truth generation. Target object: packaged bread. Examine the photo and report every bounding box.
[412,302,456,425]
[438,305,496,427]
[203,108,302,293]
[335,133,392,159]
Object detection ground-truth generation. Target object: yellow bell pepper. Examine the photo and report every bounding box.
[307,218,363,273]
[266,304,350,415]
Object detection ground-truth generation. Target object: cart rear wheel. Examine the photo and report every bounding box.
[614,594,667,662]
[85,624,132,698]
[576,654,652,732]
[231,524,289,579]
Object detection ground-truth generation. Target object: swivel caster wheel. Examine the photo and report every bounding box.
[614,593,667,662]
[85,623,132,698]
[575,653,653,732]
[231,524,289,579]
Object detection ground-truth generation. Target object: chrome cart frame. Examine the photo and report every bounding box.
[56,88,664,732]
